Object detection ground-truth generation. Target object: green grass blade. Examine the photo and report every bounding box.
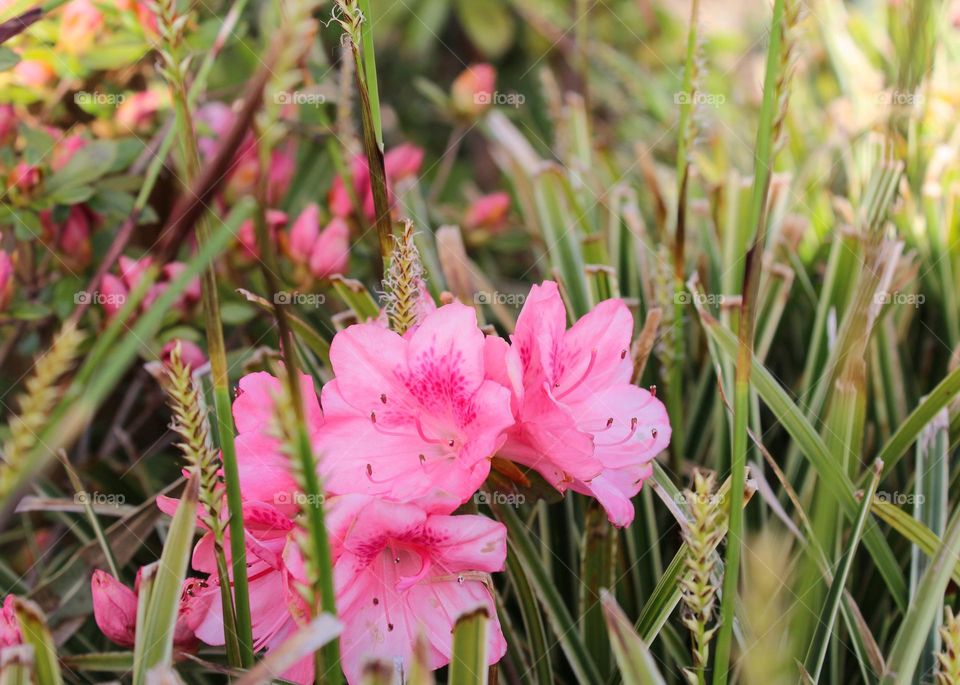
[11,598,62,685]
[449,608,490,685]
[601,590,666,685]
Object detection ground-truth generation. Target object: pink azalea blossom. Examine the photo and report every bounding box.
[0,105,16,146]
[286,204,350,278]
[117,90,167,131]
[236,209,287,261]
[91,569,210,649]
[162,339,206,370]
[51,134,88,172]
[8,162,41,197]
[0,596,22,647]
[329,495,507,684]
[58,0,104,54]
[0,251,13,312]
[99,256,200,319]
[328,144,424,222]
[464,192,510,233]
[316,301,514,506]
[488,281,671,527]
[14,60,54,88]
[451,63,496,119]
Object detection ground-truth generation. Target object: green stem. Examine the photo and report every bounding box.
[357,0,382,150]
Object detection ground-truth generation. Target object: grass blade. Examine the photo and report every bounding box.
[449,608,490,685]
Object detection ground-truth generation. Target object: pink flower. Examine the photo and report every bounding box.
[488,281,671,527]
[464,192,510,233]
[316,302,514,506]
[0,251,13,312]
[58,0,104,54]
[91,569,209,649]
[100,256,200,319]
[0,105,16,147]
[0,596,22,647]
[116,90,166,131]
[288,204,350,279]
[51,135,87,172]
[451,64,496,119]
[14,60,54,88]
[328,145,424,222]
[8,162,41,198]
[236,209,287,260]
[329,495,507,684]
[162,339,206,370]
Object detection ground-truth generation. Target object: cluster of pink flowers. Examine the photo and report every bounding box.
[91,281,670,682]
[100,256,201,319]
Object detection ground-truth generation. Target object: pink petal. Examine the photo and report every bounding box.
[288,203,321,263]
[424,514,506,573]
[91,570,138,647]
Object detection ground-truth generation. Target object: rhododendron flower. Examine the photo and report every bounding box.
[328,144,424,222]
[316,302,514,506]
[236,209,287,260]
[161,339,206,370]
[0,105,16,146]
[329,495,507,684]
[288,204,351,279]
[0,251,13,312]
[100,256,201,318]
[14,60,54,88]
[451,63,496,119]
[488,281,671,526]
[58,0,104,54]
[117,89,167,131]
[40,205,94,269]
[464,192,510,233]
[91,569,210,649]
[0,595,22,647]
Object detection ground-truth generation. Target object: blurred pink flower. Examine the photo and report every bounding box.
[0,105,16,146]
[115,0,157,35]
[8,162,40,197]
[100,256,200,319]
[51,135,88,172]
[58,0,104,53]
[451,63,496,119]
[116,90,166,131]
[464,192,510,233]
[91,569,210,649]
[236,209,287,260]
[162,339,206,370]
[0,251,13,312]
[329,495,507,684]
[328,144,424,222]
[288,204,350,279]
[315,302,514,507]
[0,596,22,647]
[487,281,672,527]
[14,60,54,88]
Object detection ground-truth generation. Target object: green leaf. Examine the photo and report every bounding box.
[61,652,134,673]
[45,141,117,195]
[454,0,515,58]
[880,504,960,684]
[47,185,94,205]
[133,475,199,685]
[449,608,490,685]
[870,499,960,586]
[12,598,62,685]
[0,46,21,71]
[601,590,666,685]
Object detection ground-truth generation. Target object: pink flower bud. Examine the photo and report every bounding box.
[116,90,165,131]
[288,203,321,263]
[308,216,350,279]
[451,63,497,119]
[91,570,138,647]
[162,339,206,370]
[99,274,128,317]
[464,192,510,233]
[51,135,88,172]
[14,60,54,88]
[0,106,16,147]
[8,162,40,197]
[0,596,22,648]
[58,0,104,54]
